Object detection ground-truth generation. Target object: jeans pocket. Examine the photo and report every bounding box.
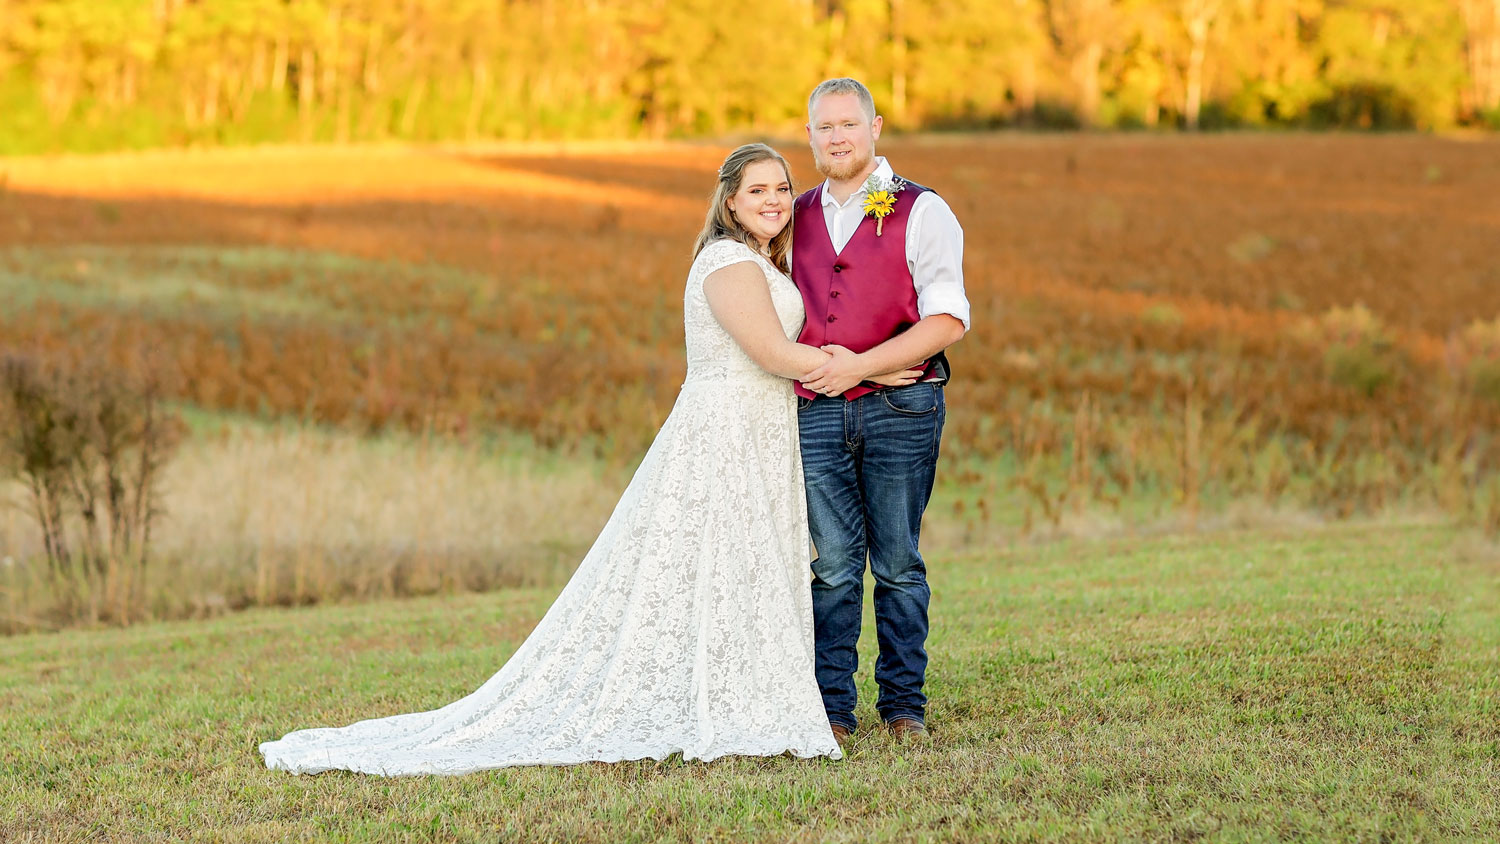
[879,384,939,416]
[797,395,815,412]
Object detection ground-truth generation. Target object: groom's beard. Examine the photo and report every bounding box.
[815,148,873,183]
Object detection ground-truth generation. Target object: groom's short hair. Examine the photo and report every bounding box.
[808,78,876,123]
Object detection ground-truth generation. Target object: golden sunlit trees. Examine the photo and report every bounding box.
[0,0,1490,153]
[627,0,819,136]
[1311,0,1469,128]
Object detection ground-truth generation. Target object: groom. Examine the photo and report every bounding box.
[792,78,970,742]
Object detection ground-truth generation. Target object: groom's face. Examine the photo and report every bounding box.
[807,93,882,182]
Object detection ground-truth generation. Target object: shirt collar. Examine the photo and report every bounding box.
[819,157,893,208]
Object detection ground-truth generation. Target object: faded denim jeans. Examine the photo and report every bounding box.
[797,382,945,730]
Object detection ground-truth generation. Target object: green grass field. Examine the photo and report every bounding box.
[3,522,1497,842]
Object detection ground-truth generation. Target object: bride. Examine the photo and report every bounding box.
[259,144,921,775]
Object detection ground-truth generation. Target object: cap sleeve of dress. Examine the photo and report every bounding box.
[692,239,760,281]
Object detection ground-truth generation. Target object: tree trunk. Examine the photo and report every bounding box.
[467,59,491,140]
[41,64,80,123]
[298,47,316,136]
[889,0,908,122]
[1017,51,1037,124]
[362,24,381,92]
[336,80,352,142]
[1185,23,1206,129]
[323,6,343,105]
[1075,40,1103,127]
[1182,0,1220,130]
[272,35,288,91]
[399,77,427,137]
[203,60,222,126]
[1460,0,1500,113]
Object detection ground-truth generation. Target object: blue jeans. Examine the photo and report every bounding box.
[797,382,945,730]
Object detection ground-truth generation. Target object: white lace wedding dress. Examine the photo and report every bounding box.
[260,239,840,775]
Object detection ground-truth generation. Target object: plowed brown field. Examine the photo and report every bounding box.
[2,134,1498,515]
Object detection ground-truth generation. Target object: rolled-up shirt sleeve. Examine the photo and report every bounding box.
[907,193,970,332]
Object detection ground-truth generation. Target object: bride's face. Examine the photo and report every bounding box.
[727,159,793,247]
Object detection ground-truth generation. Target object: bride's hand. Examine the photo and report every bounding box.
[867,367,924,387]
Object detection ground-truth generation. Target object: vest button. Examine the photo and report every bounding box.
[833,265,843,273]
[827,315,837,323]
[830,291,840,298]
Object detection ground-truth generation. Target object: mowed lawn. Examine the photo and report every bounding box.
[2,523,1497,843]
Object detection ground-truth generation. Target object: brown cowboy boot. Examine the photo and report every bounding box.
[830,723,853,746]
[887,718,927,740]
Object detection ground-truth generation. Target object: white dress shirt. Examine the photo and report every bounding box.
[801,156,970,331]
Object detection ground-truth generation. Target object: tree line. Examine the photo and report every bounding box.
[1,0,1497,153]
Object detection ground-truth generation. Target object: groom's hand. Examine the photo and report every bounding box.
[800,344,870,396]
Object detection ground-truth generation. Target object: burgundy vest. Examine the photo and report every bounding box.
[792,178,937,401]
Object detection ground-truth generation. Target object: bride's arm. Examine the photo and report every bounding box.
[704,262,830,379]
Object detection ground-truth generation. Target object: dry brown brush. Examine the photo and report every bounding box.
[0,349,184,627]
[0,135,1496,562]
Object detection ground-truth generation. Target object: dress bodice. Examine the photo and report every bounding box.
[683,239,806,385]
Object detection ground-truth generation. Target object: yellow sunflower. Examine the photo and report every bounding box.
[863,190,897,235]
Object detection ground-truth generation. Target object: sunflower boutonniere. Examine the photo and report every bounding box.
[861,174,906,237]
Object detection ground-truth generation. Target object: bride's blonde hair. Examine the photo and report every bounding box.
[692,143,795,273]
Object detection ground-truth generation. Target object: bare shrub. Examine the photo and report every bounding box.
[0,352,184,626]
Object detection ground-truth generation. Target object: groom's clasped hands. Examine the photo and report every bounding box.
[800,343,923,396]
